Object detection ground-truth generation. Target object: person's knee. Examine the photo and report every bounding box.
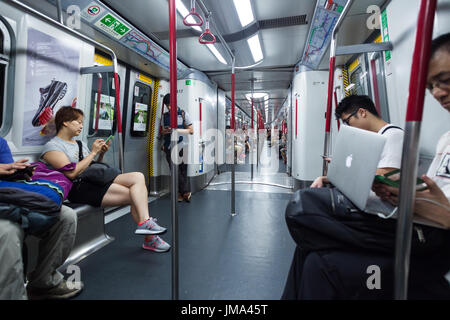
[0,220,23,249]
[58,205,77,235]
[128,172,145,184]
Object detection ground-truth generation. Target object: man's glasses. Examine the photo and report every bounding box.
[341,110,358,126]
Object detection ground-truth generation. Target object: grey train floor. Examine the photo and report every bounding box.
[71,189,296,300]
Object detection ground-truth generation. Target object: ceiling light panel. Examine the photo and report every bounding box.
[206,44,227,64]
[232,0,255,27]
[247,34,263,62]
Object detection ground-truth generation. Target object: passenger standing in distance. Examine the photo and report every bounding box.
[311,95,404,187]
[160,93,194,202]
[375,32,450,228]
[41,106,170,252]
[0,136,81,300]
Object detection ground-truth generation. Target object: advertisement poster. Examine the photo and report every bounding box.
[22,27,80,146]
[93,94,115,130]
[133,102,148,132]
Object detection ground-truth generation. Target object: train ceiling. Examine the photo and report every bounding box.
[22,0,388,123]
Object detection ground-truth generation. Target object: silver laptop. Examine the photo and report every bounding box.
[327,125,389,212]
[327,125,444,228]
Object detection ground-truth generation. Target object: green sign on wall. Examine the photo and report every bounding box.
[381,9,391,62]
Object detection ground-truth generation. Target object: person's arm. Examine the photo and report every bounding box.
[0,159,29,175]
[311,176,330,188]
[96,140,111,162]
[177,124,193,135]
[42,140,104,179]
[413,176,450,228]
[376,167,399,176]
[375,176,450,229]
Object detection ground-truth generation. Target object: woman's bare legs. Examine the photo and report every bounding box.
[101,172,153,241]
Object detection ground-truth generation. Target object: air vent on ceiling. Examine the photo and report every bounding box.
[259,15,308,29]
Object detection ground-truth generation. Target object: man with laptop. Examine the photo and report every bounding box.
[283,33,450,300]
[311,94,404,188]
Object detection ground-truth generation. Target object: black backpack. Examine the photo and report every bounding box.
[285,187,450,257]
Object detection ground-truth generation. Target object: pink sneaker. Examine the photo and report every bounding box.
[142,236,171,253]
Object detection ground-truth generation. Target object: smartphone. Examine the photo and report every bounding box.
[374,172,427,190]
[104,135,114,143]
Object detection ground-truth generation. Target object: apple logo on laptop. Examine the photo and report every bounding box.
[346,154,353,168]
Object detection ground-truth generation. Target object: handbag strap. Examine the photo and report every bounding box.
[76,140,84,161]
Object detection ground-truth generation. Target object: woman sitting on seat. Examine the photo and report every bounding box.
[40,106,170,253]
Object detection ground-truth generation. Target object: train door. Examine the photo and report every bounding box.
[0,17,12,137]
[368,51,390,122]
[346,49,390,123]
[348,56,371,97]
[123,69,153,183]
[87,53,126,171]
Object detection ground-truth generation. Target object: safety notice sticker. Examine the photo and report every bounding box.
[81,2,103,23]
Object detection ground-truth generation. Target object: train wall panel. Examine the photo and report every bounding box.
[123,69,155,182]
[176,78,218,177]
[217,89,226,166]
[291,70,328,182]
[383,0,450,157]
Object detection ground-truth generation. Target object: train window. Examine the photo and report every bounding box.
[0,19,12,135]
[368,52,390,122]
[130,82,151,137]
[350,66,366,96]
[88,72,120,136]
[0,63,5,127]
[0,30,3,53]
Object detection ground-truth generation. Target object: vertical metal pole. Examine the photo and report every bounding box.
[251,93,254,180]
[56,0,63,24]
[94,74,102,133]
[323,0,353,176]
[113,70,124,173]
[168,0,179,301]
[394,0,436,300]
[231,57,236,216]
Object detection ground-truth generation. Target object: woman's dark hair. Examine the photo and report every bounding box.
[55,106,84,133]
[335,95,379,120]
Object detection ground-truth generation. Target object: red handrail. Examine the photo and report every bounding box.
[394,0,437,300]
[94,75,102,132]
[113,73,122,133]
[199,18,216,44]
[199,100,202,137]
[183,8,203,27]
[405,1,436,121]
[333,89,340,131]
[169,0,177,129]
[370,59,382,116]
[199,28,216,44]
[251,98,254,129]
[325,57,336,133]
[231,65,236,130]
[295,98,298,138]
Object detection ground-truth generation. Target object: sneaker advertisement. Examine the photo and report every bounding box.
[22,27,80,146]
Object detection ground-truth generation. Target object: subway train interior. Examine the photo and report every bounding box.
[0,0,450,303]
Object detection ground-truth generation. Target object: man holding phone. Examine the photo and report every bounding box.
[375,32,450,228]
[0,136,81,299]
[160,93,194,203]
